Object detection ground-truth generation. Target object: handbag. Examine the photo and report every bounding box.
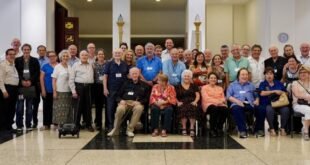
[265,86,289,108]
[296,81,310,106]
[19,86,37,98]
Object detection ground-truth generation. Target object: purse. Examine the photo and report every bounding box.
[296,81,310,106]
[19,86,37,99]
[265,86,289,108]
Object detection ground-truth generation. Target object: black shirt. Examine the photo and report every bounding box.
[103,60,129,91]
[116,79,150,105]
[264,56,287,81]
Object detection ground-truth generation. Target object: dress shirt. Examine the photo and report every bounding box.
[137,55,162,81]
[69,61,94,94]
[0,60,19,93]
[248,56,265,88]
[226,80,257,107]
[38,56,49,68]
[258,80,286,105]
[162,59,186,86]
[69,57,80,66]
[297,55,310,67]
[161,49,171,62]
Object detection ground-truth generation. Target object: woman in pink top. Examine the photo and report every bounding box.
[201,72,229,137]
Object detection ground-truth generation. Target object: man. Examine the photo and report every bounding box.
[103,48,129,131]
[297,42,310,67]
[183,49,193,69]
[224,44,251,85]
[204,49,213,66]
[154,45,163,59]
[15,44,40,132]
[0,49,19,132]
[137,43,162,86]
[264,45,287,81]
[87,43,96,65]
[241,44,251,58]
[107,67,150,137]
[177,47,184,62]
[161,38,174,62]
[0,38,22,62]
[220,45,230,62]
[37,45,49,68]
[69,50,94,132]
[162,48,186,86]
[248,44,265,88]
[134,45,144,60]
[68,44,80,66]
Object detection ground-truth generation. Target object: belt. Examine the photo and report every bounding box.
[75,82,92,87]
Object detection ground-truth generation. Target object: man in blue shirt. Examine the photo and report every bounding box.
[162,48,186,86]
[137,42,162,86]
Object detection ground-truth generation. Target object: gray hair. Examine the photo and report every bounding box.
[181,69,193,82]
[58,49,70,61]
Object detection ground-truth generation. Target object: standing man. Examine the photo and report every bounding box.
[241,44,251,58]
[161,38,174,62]
[37,45,49,67]
[220,45,230,62]
[68,44,80,66]
[87,43,96,65]
[154,45,163,59]
[0,49,19,132]
[297,42,310,67]
[134,45,144,60]
[248,44,265,88]
[1,38,22,62]
[264,46,287,81]
[204,49,213,66]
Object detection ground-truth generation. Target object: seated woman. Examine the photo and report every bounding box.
[292,65,310,141]
[175,70,200,137]
[259,67,290,136]
[189,52,209,87]
[226,68,260,138]
[201,72,229,137]
[150,74,177,137]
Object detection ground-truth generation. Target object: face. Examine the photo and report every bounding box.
[196,54,204,64]
[80,51,89,63]
[241,46,250,57]
[213,55,222,66]
[265,72,274,82]
[22,46,31,57]
[238,70,249,83]
[87,43,96,55]
[69,45,77,57]
[221,48,229,59]
[184,52,192,61]
[300,44,310,55]
[182,73,191,84]
[120,45,127,52]
[208,74,217,85]
[97,50,105,61]
[48,52,58,63]
[204,50,212,61]
[287,58,298,68]
[130,69,140,81]
[269,47,279,58]
[154,48,162,56]
[37,47,46,57]
[165,39,174,50]
[158,78,167,87]
[170,49,179,61]
[61,52,70,62]
[125,51,133,62]
[231,45,241,59]
[284,46,294,56]
[145,45,155,56]
[299,69,309,81]
[135,46,144,57]
[113,49,123,60]
[11,39,21,49]
[251,47,261,59]
[6,50,16,62]
[178,48,184,60]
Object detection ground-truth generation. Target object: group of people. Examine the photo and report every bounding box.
[1,38,310,141]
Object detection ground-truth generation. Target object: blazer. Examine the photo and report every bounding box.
[15,56,40,87]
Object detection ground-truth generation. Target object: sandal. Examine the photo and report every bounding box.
[181,129,187,136]
[190,129,195,137]
[152,129,159,137]
[161,130,167,137]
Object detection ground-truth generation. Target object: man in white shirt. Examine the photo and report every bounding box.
[87,43,96,65]
[0,38,22,62]
[161,38,174,62]
[297,42,310,67]
[248,44,265,88]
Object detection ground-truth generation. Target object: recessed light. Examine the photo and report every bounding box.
[156,0,160,2]
[87,0,93,2]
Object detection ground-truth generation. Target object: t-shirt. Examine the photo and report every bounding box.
[51,64,71,92]
[41,63,55,93]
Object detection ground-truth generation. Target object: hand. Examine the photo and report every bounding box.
[236,100,245,107]
[104,88,109,97]
[253,99,259,106]
[41,91,46,98]
[72,92,78,99]
[274,90,283,95]
[22,80,28,87]
[2,92,9,98]
[158,99,166,105]
[132,101,140,106]
[191,101,198,107]
[53,92,57,99]
[217,102,226,107]
[120,100,126,106]
[177,102,183,107]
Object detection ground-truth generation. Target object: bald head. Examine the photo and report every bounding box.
[300,42,310,56]
[129,67,141,82]
[269,45,279,58]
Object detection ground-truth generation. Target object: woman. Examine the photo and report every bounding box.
[93,48,106,130]
[283,44,295,59]
[175,70,200,137]
[259,67,290,136]
[227,68,260,138]
[209,54,226,89]
[201,72,229,137]
[150,74,177,137]
[40,51,58,130]
[51,50,72,129]
[282,56,300,91]
[292,65,310,141]
[189,52,209,87]
[122,49,136,68]
[192,49,199,60]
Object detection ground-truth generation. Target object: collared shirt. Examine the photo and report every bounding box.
[38,56,49,68]
[116,79,150,105]
[93,61,106,84]
[88,56,96,65]
[137,55,162,81]
[201,84,226,111]
[226,80,257,107]
[0,60,19,93]
[161,49,171,62]
[297,55,310,67]
[51,63,71,92]
[41,63,55,93]
[264,56,287,81]
[69,61,94,94]
[224,56,250,82]
[69,57,80,66]
[149,84,177,108]
[248,56,265,88]
[258,80,286,106]
[162,59,186,86]
[103,60,128,91]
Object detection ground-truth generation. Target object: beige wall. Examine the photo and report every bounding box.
[233,5,246,45]
[245,0,258,45]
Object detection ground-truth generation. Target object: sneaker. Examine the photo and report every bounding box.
[256,130,265,137]
[126,131,135,137]
[16,127,23,132]
[26,127,33,131]
[239,132,248,138]
[304,133,309,141]
[107,129,119,136]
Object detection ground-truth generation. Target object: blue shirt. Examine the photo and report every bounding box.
[38,56,49,68]
[41,63,54,93]
[137,55,162,81]
[226,80,257,107]
[69,57,80,66]
[104,60,129,91]
[162,59,186,86]
[259,80,286,105]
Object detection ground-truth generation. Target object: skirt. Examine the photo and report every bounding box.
[52,92,73,124]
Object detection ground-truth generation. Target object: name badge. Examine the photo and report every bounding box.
[128,91,134,95]
[234,68,240,72]
[116,73,122,78]
[172,73,177,77]
[239,91,246,94]
[146,67,153,71]
[23,70,29,73]
[99,76,103,81]
[217,80,223,83]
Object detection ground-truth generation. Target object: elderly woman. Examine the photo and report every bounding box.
[189,52,209,86]
[40,51,58,130]
[292,65,310,141]
[227,68,260,138]
[175,70,200,137]
[209,54,226,89]
[51,50,72,129]
[122,49,136,68]
[150,74,177,137]
[201,72,229,137]
[259,67,290,136]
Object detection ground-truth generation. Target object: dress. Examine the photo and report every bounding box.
[175,83,199,119]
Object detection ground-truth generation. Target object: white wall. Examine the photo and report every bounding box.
[295,0,310,49]
[233,5,246,44]
[245,0,259,45]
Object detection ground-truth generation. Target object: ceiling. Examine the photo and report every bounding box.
[63,0,250,10]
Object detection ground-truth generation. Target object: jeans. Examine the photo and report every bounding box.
[16,97,34,128]
[106,90,118,130]
[151,105,173,132]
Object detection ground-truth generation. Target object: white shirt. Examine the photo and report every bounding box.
[0,60,19,93]
[69,61,94,94]
[297,55,310,67]
[248,56,265,88]
[161,49,171,62]
[51,63,71,92]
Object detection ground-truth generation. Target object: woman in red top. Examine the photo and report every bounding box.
[150,74,177,137]
[189,52,209,87]
[201,72,229,137]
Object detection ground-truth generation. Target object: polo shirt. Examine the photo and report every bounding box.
[137,55,162,81]
[104,60,128,91]
[224,56,250,82]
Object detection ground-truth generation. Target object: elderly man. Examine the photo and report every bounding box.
[161,38,174,62]
[1,38,22,62]
[264,45,287,81]
[107,67,150,137]
[162,48,186,86]
[135,45,144,60]
[0,49,19,131]
[241,44,251,58]
[69,50,94,132]
[220,45,230,62]
[297,42,310,67]
[87,43,96,65]
[68,44,80,66]
[184,49,193,69]
[248,44,265,88]
[204,49,213,65]
[224,44,251,85]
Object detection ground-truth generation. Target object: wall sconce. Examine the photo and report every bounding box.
[117,14,125,44]
[194,14,201,50]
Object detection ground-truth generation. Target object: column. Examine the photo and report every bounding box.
[186,0,206,51]
[113,0,131,49]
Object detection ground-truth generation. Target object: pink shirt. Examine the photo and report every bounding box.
[201,84,226,112]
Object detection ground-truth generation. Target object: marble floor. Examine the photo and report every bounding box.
[0,111,310,165]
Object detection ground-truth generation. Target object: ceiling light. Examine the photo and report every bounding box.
[156,0,160,2]
[87,0,92,2]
